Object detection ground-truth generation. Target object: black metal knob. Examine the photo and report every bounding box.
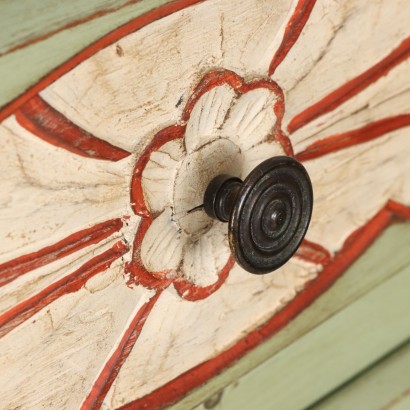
[204,156,313,274]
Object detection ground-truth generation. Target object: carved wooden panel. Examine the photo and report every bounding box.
[1,0,409,408]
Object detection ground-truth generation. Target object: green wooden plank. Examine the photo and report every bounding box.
[173,222,410,409]
[0,0,172,108]
[195,261,410,410]
[311,341,410,410]
[0,0,134,55]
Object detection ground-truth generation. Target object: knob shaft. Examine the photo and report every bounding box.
[203,156,313,274]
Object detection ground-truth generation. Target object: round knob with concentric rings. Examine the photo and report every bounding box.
[203,156,313,274]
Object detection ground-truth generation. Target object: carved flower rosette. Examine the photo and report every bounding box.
[127,71,293,299]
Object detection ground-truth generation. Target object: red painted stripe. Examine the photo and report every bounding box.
[269,0,316,76]
[388,200,410,220]
[296,239,332,266]
[0,0,205,122]
[0,241,128,338]
[288,36,410,134]
[0,219,123,288]
[296,114,410,161]
[119,201,410,409]
[15,95,130,161]
[174,256,235,301]
[81,291,162,410]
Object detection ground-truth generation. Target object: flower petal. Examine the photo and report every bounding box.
[241,141,285,178]
[220,88,278,150]
[141,209,187,272]
[182,223,230,287]
[142,139,184,213]
[185,85,236,153]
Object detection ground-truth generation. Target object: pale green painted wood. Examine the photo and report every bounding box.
[391,393,410,410]
[195,260,410,410]
[0,0,173,108]
[0,0,134,54]
[173,222,410,409]
[311,341,410,410]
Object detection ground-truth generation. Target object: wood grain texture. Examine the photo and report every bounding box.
[0,0,409,408]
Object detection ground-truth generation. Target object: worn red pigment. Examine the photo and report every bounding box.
[0,241,128,338]
[0,219,124,288]
[288,37,410,133]
[269,0,317,76]
[81,291,162,410]
[296,114,410,161]
[15,95,131,160]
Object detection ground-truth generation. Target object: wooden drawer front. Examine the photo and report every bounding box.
[0,0,409,408]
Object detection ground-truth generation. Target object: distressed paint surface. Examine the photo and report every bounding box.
[0,0,175,108]
[0,0,409,409]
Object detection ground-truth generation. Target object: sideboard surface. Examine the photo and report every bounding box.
[0,1,409,409]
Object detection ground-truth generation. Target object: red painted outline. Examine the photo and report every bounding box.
[296,114,410,161]
[81,291,162,410]
[0,241,128,338]
[269,0,317,76]
[0,218,123,288]
[288,36,410,134]
[173,256,235,301]
[127,69,294,300]
[119,200,410,410]
[296,239,332,266]
[15,95,131,161]
[0,0,205,123]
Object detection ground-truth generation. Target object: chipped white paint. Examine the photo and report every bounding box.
[0,260,153,409]
[0,116,134,263]
[0,0,409,408]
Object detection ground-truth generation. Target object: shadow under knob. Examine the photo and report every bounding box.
[203,156,313,274]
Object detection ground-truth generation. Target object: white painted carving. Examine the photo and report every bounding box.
[140,85,283,286]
